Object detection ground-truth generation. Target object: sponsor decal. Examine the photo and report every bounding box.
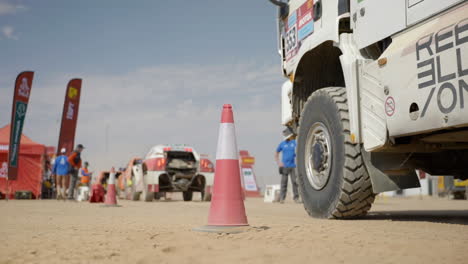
[68,86,78,99]
[285,25,298,56]
[288,11,297,29]
[297,2,314,41]
[416,18,468,117]
[285,0,314,61]
[66,102,75,120]
[8,71,34,180]
[242,168,258,191]
[241,157,255,165]
[10,101,27,167]
[0,162,7,178]
[385,96,396,117]
[16,102,27,118]
[57,79,82,155]
[18,78,31,98]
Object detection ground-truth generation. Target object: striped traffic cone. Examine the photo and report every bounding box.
[193,104,248,233]
[103,167,121,207]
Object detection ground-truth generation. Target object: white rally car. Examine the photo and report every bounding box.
[141,144,214,202]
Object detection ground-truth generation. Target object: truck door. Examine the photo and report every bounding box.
[351,0,406,49]
[406,0,465,26]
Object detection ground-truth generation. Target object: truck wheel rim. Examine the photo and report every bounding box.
[305,122,332,190]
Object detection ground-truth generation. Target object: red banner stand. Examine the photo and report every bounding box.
[239,150,261,197]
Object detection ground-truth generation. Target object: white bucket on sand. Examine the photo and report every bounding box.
[77,186,90,202]
[264,184,281,203]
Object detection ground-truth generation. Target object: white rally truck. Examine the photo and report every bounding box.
[269,0,468,218]
[142,144,213,202]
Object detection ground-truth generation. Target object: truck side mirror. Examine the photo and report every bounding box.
[279,5,289,19]
[269,0,289,19]
[314,0,322,21]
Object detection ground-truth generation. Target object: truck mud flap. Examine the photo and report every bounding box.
[362,150,420,193]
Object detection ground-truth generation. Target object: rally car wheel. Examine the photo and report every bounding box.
[183,191,193,201]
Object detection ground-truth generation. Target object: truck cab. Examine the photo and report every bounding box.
[270,0,468,218]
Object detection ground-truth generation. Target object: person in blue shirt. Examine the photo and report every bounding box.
[275,127,300,203]
[53,148,70,200]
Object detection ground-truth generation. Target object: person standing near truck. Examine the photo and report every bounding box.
[67,144,84,200]
[275,128,300,203]
[53,148,70,200]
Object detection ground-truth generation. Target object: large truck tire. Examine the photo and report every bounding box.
[183,191,193,201]
[296,87,375,219]
[145,191,154,202]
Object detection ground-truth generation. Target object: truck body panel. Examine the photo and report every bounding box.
[351,0,407,49]
[407,0,465,26]
[380,4,468,137]
[282,0,341,75]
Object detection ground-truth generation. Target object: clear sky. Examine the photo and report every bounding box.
[0,0,286,188]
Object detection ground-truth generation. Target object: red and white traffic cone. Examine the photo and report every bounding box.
[103,167,120,207]
[194,104,248,233]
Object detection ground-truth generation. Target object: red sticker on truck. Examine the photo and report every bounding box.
[285,0,314,61]
[385,96,396,117]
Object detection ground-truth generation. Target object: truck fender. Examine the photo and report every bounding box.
[336,33,363,143]
[281,80,293,126]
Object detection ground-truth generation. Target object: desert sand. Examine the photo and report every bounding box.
[1,196,467,264]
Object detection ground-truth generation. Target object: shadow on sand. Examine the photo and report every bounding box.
[363,210,468,225]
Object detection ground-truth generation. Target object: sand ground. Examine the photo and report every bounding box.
[1,196,467,264]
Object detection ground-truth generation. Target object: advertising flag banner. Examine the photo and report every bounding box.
[239,150,261,197]
[57,79,82,155]
[241,168,258,191]
[8,71,35,180]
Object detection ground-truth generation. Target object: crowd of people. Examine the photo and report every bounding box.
[42,135,296,203]
[50,144,92,200]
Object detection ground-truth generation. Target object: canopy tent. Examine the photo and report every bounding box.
[0,124,46,199]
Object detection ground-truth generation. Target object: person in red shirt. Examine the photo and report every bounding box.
[67,144,84,200]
